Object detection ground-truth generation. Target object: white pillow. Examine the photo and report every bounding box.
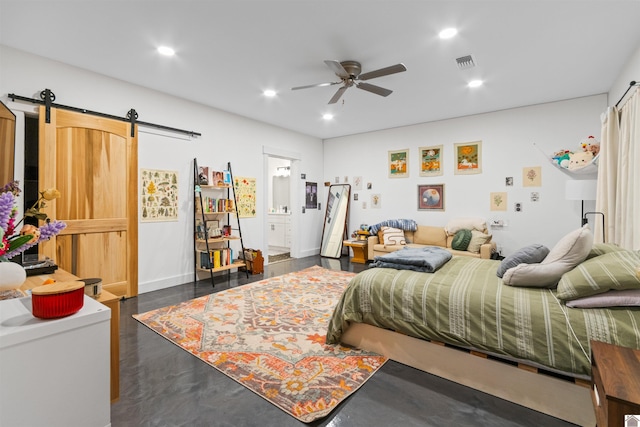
[445,217,487,235]
[502,225,593,288]
[566,289,640,308]
[381,226,406,246]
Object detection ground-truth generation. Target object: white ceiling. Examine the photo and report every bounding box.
[2,1,640,139]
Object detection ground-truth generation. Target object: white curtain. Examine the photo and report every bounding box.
[597,87,640,249]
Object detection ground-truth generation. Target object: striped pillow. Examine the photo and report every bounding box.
[556,250,640,301]
[585,242,627,260]
[381,226,406,246]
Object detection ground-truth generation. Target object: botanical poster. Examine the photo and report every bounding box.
[140,168,179,222]
[353,176,363,190]
[522,166,542,187]
[234,176,256,218]
[490,192,508,211]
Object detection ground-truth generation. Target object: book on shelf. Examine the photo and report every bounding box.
[200,248,235,270]
[199,197,235,213]
[198,166,209,185]
[210,170,224,187]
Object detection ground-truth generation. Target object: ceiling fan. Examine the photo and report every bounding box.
[292,60,407,104]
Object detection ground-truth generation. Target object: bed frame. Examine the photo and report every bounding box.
[342,323,596,427]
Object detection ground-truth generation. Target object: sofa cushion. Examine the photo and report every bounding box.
[381,226,406,246]
[413,225,447,247]
[451,229,472,251]
[502,225,593,288]
[467,230,492,253]
[496,244,550,278]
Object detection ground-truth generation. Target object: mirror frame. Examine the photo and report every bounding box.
[320,184,351,259]
[0,99,16,185]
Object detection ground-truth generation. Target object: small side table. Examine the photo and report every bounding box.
[591,340,640,427]
[343,240,368,264]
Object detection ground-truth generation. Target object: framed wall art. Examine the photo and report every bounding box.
[419,145,443,176]
[417,184,444,210]
[140,168,179,222]
[453,140,482,175]
[522,166,542,187]
[388,149,409,178]
[233,176,256,218]
[490,192,508,211]
[305,182,318,209]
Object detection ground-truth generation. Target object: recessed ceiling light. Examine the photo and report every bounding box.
[439,28,458,39]
[468,80,483,88]
[157,46,175,56]
[322,113,334,120]
[263,89,277,97]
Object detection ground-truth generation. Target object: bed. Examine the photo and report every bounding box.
[326,233,640,427]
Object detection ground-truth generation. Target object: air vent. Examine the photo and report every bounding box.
[456,55,476,70]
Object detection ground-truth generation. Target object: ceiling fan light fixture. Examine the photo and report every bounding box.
[157,46,175,56]
[439,28,458,39]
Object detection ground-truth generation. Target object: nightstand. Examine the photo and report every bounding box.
[591,340,640,427]
[343,240,368,263]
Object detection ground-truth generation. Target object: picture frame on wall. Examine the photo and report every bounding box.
[305,182,318,209]
[453,140,482,175]
[522,166,542,187]
[388,149,409,178]
[417,184,445,210]
[419,145,443,177]
[490,192,508,211]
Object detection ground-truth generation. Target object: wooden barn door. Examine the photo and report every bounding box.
[39,107,138,297]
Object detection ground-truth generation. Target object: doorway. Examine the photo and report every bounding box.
[267,156,291,261]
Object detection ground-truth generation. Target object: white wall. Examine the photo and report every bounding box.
[323,95,606,256]
[0,45,325,293]
[608,41,640,107]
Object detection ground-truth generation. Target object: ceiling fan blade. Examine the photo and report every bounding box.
[356,82,393,97]
[328,86,348,104]
[358,63,407,81]
[324,60,350,79]
[291,81,341,91]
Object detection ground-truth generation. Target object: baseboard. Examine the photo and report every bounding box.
[138,273,193,294]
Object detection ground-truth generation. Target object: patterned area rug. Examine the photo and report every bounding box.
[133,266,387,423]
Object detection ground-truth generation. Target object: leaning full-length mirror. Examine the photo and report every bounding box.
[320,184,350,258]
[0,100,16,185]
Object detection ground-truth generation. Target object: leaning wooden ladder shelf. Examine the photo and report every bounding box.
[193,159,249,286]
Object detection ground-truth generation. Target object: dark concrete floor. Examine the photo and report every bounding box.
[110,256,577,427]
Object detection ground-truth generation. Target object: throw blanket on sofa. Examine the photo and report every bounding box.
[368,219,418,235]
[370,246,452,273]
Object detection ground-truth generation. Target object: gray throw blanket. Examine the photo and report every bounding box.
[370,246,452,273]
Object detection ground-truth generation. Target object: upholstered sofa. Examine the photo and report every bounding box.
[366,219,496,260]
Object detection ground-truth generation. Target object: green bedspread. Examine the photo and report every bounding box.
[326,256,640,378]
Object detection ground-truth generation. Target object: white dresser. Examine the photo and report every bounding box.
[0,295,111,427]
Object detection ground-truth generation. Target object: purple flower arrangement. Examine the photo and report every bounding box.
[0,181,67,261]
